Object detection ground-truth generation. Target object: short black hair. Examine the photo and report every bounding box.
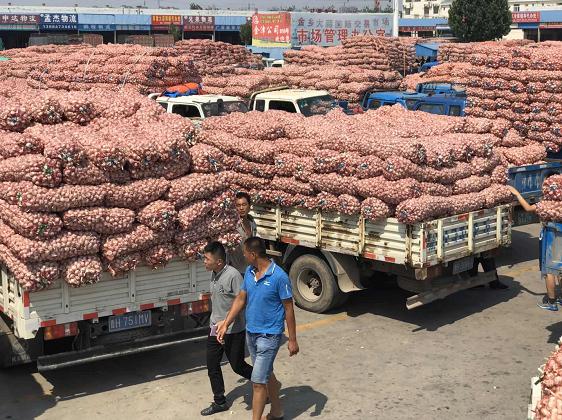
[244,237,267,258]
[235,191,252,206]
[203,241,226,262]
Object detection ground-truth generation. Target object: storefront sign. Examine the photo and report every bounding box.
[252,12,291,47]
[184,16,215,32]
[512,11,541,23]
[0,14,40,25]
[400,26,435,32]
[291,12,392,46]
[78,23,115,31]
[40,13,77,30]
[151,15,182,30]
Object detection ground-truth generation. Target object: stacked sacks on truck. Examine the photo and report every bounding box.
[196,104,512,225]
[402,41,562,165]
[0,84,240,292]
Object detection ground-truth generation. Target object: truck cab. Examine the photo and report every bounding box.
[362,91,466,117]
[249,88,341,117]
[149,94,248,122]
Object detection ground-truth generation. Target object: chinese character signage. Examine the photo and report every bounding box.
[40,13,78,30]
[151,15,182,30]
[512,11,541,23]
[184,16,215,32]
[252,12,291,47]
[78,23,115,32]
[0,14,40,26]
[291,12,393,46]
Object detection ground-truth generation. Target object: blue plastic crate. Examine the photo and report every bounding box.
[542,222,562,277]
[508,162,562,203]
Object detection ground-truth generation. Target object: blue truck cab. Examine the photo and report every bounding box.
[361,89,466,117]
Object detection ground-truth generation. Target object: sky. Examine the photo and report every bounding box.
[3,0,393,11]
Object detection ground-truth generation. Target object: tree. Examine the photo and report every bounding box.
[190,2,203,9]
[168,24,182,42]
[239,21,252,46]
[448,0,512,42]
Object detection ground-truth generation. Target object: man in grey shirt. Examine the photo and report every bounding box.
[201,241,253,416]
[229,191,257,274]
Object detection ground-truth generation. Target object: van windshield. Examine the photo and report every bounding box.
[297,95,335,117]
[201,101,248,117]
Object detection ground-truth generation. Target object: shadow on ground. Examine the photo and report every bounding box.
[226,383,328,419]
[339,274,520,332]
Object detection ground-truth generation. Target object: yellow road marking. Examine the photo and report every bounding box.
[289,313,349,334]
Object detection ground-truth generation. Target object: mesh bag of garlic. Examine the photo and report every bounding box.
[401,41,562,164]
[537,175,562,223]
[197,104,512,227]
[0,85,238,291]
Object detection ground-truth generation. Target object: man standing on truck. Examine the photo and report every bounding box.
[201,241,253,416]
[509,186,559,311]
[217,237,299,420]
[229,191,257,274]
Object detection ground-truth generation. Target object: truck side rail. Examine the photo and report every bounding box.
[252,205,512,269]
[0,259,211,340]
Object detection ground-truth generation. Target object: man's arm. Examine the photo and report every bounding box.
[283,299,299,356]
[216,290,247,343]
[508,186,537,213]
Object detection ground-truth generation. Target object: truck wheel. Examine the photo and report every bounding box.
[289,255,346,313]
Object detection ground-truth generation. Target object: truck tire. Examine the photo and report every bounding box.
[289,255,346,313]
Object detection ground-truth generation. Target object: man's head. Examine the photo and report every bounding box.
[243,236,267,267]
[203,241,227,273]
[235,191,251,219]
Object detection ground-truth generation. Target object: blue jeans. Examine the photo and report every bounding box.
[246,332,283,384]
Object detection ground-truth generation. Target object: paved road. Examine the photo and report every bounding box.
[0,224,557,420]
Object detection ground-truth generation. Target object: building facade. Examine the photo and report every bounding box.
[403,0,562,19]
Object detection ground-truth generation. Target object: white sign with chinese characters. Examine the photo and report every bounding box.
[291,12,393,46]
[40,13,78,30]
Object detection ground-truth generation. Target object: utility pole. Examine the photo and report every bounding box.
[392,0,400,37]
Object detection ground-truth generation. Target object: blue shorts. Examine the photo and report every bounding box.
[246,332,282,384]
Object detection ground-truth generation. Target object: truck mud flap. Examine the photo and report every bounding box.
[37,328,208,372]
[404,271,497,310]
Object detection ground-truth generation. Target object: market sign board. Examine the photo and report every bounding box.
[0,14,40,25]
[40,13,77,30]
[252,12,291,47]
[151,15,182,30]
[512,11,541,23]
[184,16,215,32]
[291,12,393,46]
[78,23,115,32]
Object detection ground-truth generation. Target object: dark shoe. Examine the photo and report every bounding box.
[201,402,229,416]
[538,296,558,312]
[489,279,508,290]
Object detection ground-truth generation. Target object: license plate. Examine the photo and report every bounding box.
[452,256,474,275]
[108,311,152,333]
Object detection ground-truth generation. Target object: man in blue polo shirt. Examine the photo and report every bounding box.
[217,237,299,420]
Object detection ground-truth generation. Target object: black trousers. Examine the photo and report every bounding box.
[470,257,499,280]
[206,329,253,405]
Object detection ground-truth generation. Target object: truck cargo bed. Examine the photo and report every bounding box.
[253,204,511,268]
[0,259,211,340]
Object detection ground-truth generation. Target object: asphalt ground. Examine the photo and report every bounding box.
[0,223,556,420]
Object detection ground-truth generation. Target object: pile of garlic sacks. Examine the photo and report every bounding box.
[0,83,239,292]
[198,105,513,225]
[0,44,201,93]
[402,41,562,164]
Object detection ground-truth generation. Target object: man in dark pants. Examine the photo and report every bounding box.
[201,241,253,416]
[470,256,508,289]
